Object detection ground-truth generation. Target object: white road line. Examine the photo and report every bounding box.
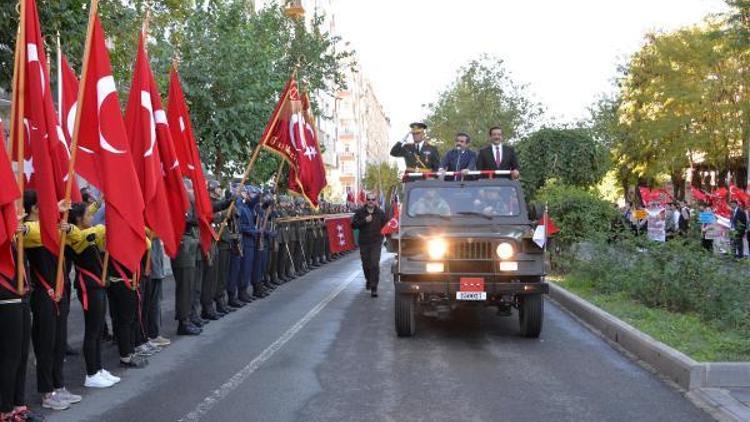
[178,269,362,422]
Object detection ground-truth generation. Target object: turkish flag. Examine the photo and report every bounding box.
[260,76,298,164]
[730,185,750,208]
[60,54,100,189]
[167,67,215,255]
[287,91,327,208]
[0,126,21,282]
[381,196,400,235]
[690,186,709,203]
[75,14,146,272]
[10,0,77,255]
[124,35,178,257]
[326,216,355,254]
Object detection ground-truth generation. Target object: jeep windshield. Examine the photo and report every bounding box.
[406,186,521,218]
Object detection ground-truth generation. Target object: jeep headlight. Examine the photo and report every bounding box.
[426,238,448,260]
[496,242,514,259]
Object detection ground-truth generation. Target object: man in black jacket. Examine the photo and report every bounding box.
[390,122,440,172]
[351,193,387,297]
[476,126,520,179]
[730,200,747,258]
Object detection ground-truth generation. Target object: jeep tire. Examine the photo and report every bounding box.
[518,293,543,338]
[395,293,416,337]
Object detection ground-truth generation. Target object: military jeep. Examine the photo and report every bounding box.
[388,172,549,338]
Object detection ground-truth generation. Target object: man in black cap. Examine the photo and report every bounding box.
[390,122,440,172]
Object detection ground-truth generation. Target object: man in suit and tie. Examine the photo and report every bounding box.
[390,122,440,172]
[476,126,520,179]
[439,132,476,181]
[730,199,747,258]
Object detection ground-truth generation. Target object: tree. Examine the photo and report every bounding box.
[1,1,351,183]
[615,22,750,194]
[516,127,610,198]
[424,55,542,155]
[363,161,399,194]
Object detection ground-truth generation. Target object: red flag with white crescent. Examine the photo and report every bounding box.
[11,0,80,255]
[0,125,21,283]
[60,54,100,189]
[75,14,146,272]
[124,34,178,257]
[167,67,215,255]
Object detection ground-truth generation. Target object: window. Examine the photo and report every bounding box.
[407,186,520,218]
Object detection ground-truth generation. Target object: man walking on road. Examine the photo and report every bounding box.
[351,193,387,297]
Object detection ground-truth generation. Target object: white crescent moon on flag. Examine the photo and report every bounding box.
[96,76,125,154]
[26,43,45,96]
[55,125,72,158]
[154,109,168,125]
[66,102,78,140]
[140,91,156,157]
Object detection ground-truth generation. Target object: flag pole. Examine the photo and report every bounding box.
[274,159,285,189]
[216,82,294,239]
[10,0,27,295]
[54,0,99,301]
[56,32,62,124]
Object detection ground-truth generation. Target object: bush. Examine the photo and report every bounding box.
[571,237,750,332]
[534,183,619,247]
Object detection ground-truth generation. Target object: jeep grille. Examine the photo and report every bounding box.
[450,240,493,260]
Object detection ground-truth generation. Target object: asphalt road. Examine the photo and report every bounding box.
[35,251,713,422]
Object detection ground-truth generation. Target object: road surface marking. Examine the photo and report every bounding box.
[178,269,362,422]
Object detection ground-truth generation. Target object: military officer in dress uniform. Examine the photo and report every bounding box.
[390,122,440,172]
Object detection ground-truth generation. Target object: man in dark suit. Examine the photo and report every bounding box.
[476,126,520,179]
[390,122,440,172]
[440,132,476,180]
[730,200,747,258]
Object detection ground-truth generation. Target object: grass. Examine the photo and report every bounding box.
[555,276,750,362]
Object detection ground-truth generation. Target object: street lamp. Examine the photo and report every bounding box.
[284,0,305,19]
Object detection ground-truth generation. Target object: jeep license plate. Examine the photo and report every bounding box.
[456,291,487,301]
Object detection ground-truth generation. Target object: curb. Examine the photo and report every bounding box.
[548,283,750,390]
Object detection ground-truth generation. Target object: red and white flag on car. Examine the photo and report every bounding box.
[381,194,400,235]
[532,207,559,248]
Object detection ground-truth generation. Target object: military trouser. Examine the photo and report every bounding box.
[201,249,219,312]
[292,240,305,273]
[277,242,292,279]
[252,245,269,286]
[215,246,231,303]
[305,232,315,266]
[268,240,279,282]
[171,263,196,322]
[190,256,204,321]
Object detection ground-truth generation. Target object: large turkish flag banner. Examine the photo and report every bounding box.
[325,216,355,254]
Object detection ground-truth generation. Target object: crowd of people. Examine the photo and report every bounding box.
[0,180,354,421]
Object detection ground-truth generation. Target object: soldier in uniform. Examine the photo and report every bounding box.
[390,122,440,172]
[266,194,283,286]
[293,199,308,276]
[226,183,249,308]
[274,197,293,283]
[251,191,274,298]
[236,186,261,302]
[200,180,233,320]
[172,180,202,336]
[214,185,240,313]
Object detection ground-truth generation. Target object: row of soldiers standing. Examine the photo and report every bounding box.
[172,180,347,335]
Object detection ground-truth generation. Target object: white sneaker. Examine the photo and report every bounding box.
[42,392,70,410]
[84,372,115,388]
[99,369,121,384]
[55,387,82,404]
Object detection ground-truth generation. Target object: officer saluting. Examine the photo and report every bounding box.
[390,122,440,172]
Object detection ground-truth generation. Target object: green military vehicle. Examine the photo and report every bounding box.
[388,171,549,338]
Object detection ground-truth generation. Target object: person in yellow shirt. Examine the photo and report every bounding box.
[64,203,121,388]
[21,190,81,411]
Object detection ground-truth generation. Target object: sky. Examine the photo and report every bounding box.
[334,0,730,141]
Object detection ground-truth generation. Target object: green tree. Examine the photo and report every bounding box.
[516,127,610,198]
[615,22,750,194]
[362,161,399,194]
[424,55,542,154]
[1,1,351,183]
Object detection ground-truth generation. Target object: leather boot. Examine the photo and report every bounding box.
[238,289,255,303]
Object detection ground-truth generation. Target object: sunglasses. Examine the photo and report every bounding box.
[366,197,377,201]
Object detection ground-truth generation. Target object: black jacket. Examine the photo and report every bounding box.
[351,206,387,246]
[476,144,520,172]
[731,208,747,235]
[390,141,440,171]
